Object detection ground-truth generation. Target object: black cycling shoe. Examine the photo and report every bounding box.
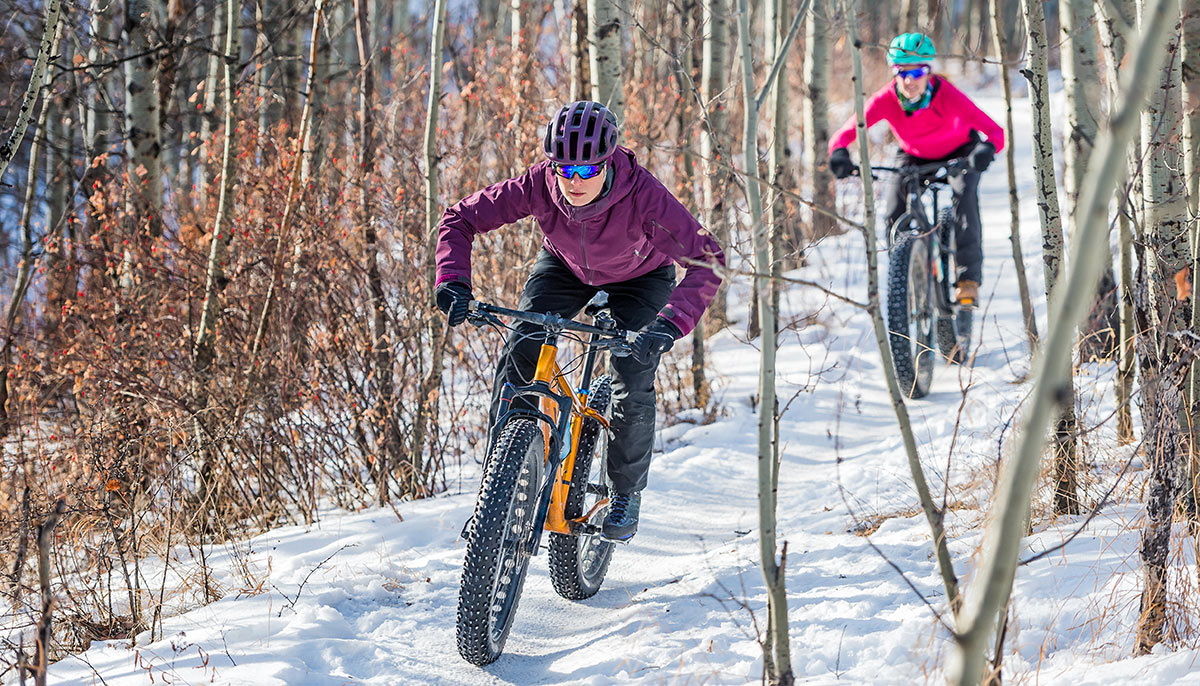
[602,491,641,541]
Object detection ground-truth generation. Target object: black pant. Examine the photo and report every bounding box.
[883,142,984,284]
[489,250,675,493]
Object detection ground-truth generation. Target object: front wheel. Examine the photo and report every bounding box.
[456,418,544,666]
[548,376,616,600]
[886,219,935,399]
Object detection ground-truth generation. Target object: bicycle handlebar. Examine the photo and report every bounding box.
[467,301,637,350]
[867,157,968,182]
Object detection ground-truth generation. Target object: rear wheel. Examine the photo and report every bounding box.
[548,376,616,600]
[886,216,935,399]
[456,419,544,665]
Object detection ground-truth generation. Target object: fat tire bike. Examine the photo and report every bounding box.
[870,158,974,399]
[455,295,635,666]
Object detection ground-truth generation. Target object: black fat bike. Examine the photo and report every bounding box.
[871,158,974,399]
[455,295,635,666]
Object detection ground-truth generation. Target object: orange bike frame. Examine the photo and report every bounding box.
[530,342,609,534]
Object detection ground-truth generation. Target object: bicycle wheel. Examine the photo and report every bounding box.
[548,376,616,600]
[886,218,935,398]
[934,208,973,364]
[456,418,544,665]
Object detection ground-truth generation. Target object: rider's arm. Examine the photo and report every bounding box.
[827,84,892,156]
[435,167,540,287]
[942,81,1005,153]
[639,178,726,337]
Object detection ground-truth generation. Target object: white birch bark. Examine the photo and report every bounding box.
[194,0,243,372]
[197,0,223,207]
[1022,0,1080,515]
[0,0,63,184]
[949,2,1179,680]
[1062,0,1117,361]
[701,0,729,326]
[124,0,163,227]
[424,0,448,293]
[990,0,1038,353]
[1096,0,1138,444]
[1134,0,1188,653]
[735,4,792,679]
[803,0,835,239]
[587,0,623,119]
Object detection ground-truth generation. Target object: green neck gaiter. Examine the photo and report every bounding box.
[897,82,933,113]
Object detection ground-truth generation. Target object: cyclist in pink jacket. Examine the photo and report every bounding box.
[828,33,1004,305]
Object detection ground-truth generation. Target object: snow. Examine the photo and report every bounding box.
[45,83,1200,685]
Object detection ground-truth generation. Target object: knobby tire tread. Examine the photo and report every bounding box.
[456,419,542,666]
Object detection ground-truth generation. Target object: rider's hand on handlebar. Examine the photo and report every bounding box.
[435,281,473,327]
[829,147,859,180]
[631,317,682,363]
[967,141,996,172]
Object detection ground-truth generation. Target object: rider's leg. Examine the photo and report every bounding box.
[883,151,919,234]
[489,249,594,429]
[950,168,984,287]
[599,263,676,496]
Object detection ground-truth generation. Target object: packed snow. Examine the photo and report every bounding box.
[46,81,1200,685]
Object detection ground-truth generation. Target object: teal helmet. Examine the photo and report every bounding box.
[888,33,936,66]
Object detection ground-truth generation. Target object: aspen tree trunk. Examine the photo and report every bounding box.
[701,0,730,328]
[587,0,623,119]
[990,0,1038,353]
[193,0,243,535]
[949,3,1179,680]
[0,0,62,183]
[736,0,810,678]
[570,0,591,100]
[124,0,163,231]
[1022,0,1080,515]
[0,14,59,438]
[804,0,835,240]
[766,0,793,282]
[194,0,243,376]
[197,0,224,208]
[1134,0,1188,653]
[254,0,271,161]
[416,0,449,496]
[737,0,791,675]
[44,69,70,338]
[1180,0,1200,521]
[424,0,448,294]
[842,0,961,628]
[1097,0,1138,444]
[1062,0,1117,361]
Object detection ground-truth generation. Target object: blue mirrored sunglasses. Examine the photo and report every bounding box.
[552,162,605,180]
[894,65,931,80]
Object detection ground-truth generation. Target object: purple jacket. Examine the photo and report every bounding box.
[435,147,724,336]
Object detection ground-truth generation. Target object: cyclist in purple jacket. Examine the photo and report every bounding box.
[435,101,725,541]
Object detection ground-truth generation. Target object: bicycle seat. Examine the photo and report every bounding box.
[584,291,611,318]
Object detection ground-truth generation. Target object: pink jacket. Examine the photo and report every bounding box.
[828,76,1004,159]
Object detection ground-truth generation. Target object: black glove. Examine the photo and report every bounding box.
[435,281,473,327]
[829,147,858,180]
[631,317,682,363]
[967,141,996,172]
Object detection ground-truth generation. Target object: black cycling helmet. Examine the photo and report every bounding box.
[542,101,620,165]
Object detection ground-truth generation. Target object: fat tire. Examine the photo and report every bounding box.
[456,419,544,666]
[886,219,935,399]
[547,376,616,600]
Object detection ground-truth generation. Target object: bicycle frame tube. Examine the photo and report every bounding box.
[533,342,611,536]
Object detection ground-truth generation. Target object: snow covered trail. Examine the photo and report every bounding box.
[49,88,1200,685]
